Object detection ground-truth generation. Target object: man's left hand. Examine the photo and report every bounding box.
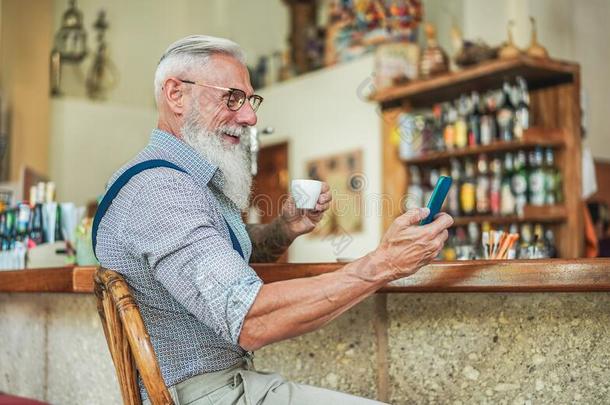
[280,182,332,239]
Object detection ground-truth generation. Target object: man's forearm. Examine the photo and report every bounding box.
[247,218,296,263]
[239,251,393,351]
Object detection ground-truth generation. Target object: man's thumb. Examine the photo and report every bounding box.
[402,207,430,226]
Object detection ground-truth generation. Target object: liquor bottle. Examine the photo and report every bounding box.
[455,97,469,149]
[5,210,15,250]
[422,168,437,207]
[442,229,457,261]
[514,76,530,140]
[496,81,515,142]
[29,203,45,245]
[533,223,548,258]
[467,221,480,259]
[54,204,64,242]
[480,92,497,145]
[512,150,528,216]
[16,203,31,243]
[406,166,424,210]
[468,92,481,147]
[455,226,469,260]
[501,152,516,216]
[0,211,5,251]
[545,228,557,258]
[519,223,533,259]
[460,158,476,216]
[448,158,461,216]
[443,103,457,150]
[490,157,502,215]
[528,147,546,206]
[476,154,491,214]
[432,104,445,152]
[544,148,562,204]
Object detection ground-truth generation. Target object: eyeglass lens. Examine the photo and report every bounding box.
[228,89,262,112]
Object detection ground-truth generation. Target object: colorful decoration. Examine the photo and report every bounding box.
[325,0,423,66]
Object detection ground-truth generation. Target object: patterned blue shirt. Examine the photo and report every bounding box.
[96,129,262,393]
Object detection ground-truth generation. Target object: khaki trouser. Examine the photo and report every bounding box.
[144,358,387,405]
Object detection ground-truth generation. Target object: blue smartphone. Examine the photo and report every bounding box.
[419,175,452,225]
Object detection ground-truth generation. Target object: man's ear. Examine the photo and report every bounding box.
[163,77,187,115]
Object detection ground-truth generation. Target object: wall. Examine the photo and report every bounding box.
[257,55,382,262]
[1,0,53,181]
[52,0,289,107]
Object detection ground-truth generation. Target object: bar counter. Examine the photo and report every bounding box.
[2,259,610,404]
[0,258,609,293]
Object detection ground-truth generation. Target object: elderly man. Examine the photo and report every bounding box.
[94,35,453,404]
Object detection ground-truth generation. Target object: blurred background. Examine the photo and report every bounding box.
[0,0,608,266]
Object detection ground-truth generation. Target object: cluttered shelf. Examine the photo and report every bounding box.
[370,56,578,108]
[1,259,610,294]
[401,127,564,166]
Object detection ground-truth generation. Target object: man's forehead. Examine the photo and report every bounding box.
[199,54,253,93]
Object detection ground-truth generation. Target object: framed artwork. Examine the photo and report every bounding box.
[306,149,364,236]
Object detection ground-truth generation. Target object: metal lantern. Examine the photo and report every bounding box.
[52,0,88,63]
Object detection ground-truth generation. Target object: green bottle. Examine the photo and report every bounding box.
[511,151,528,216]
[528,147,545,206]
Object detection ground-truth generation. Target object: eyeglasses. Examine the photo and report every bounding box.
[179,79,263,112]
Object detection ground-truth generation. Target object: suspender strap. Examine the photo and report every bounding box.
[92,159,244,260]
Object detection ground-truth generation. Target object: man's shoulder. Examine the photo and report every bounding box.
[107,146,180,188]
[103,147,213,211]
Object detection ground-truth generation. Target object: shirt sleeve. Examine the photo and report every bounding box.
[120,170,262,345]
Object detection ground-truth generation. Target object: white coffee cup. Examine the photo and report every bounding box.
[290,179,322,210]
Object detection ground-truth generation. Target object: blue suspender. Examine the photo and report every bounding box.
[92,159,244,260]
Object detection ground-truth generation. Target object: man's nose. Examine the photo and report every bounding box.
[235,102,257,127]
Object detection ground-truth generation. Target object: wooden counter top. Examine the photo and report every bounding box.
[1,259,609,294]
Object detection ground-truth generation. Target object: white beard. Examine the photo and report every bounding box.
[181,112,252,210]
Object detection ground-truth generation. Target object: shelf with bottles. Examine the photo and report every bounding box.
[405,146,564,229]
[440,221,559,261]
[0,181,88,271]
[400,127,563,166]
[393,74,562,164]
[379,57,582,258]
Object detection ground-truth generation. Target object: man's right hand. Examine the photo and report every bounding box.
[373,208,454,280]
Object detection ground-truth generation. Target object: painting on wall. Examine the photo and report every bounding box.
[305,149,364,236]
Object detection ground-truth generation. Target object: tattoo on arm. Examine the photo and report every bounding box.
[247,219,294,263]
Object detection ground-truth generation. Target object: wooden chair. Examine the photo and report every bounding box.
[94,267,174,405]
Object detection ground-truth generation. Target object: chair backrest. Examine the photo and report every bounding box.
[94,267,174,405]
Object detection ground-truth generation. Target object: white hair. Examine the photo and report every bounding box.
[153,35,246,106]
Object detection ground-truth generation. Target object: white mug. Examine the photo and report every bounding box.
[290,179,322,210]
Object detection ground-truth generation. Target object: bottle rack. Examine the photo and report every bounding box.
[372,56,583,259]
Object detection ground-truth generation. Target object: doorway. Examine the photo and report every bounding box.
[248,142,289,261]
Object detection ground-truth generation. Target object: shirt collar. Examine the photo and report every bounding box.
[148,128,225,189]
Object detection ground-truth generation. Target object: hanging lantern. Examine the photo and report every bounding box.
[50,0,88,96]
[86,10,119,99]
[52,0,88,63]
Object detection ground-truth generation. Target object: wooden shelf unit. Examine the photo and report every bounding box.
[377,56,583,258]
